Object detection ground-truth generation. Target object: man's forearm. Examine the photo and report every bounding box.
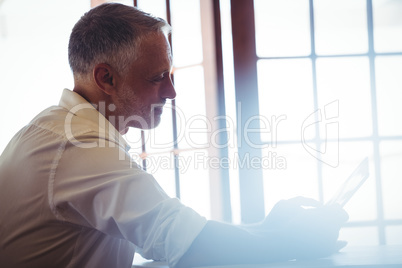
[175,200,348,267]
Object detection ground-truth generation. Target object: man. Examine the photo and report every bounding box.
[0,3,348,268]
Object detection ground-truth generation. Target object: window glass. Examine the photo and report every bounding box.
[257,58,314,142]
[316,57,372,138]
[380,140,402,220]
[262,144,319,214]
[314,0,368,55]
[373,0,402,53]
[386,226,402,245]
[178,149,211,218]
[174,66,208,149]
[0,0,90,154]
[254,0,311,57]
[375,56,402,136]
[170,0,203,67]
[339,226,379,246]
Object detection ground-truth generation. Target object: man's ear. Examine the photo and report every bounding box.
[93,63,117,95]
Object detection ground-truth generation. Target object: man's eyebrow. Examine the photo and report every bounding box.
[160,62,174,74]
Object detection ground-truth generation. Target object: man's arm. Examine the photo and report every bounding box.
[175,220,289,267]
[176,197,348,267]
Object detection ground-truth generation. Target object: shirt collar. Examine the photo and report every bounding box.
[59,88,131,152]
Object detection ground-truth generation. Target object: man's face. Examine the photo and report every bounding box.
[113,32,176,132]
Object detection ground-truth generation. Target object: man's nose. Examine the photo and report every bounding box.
[161,77,176,100]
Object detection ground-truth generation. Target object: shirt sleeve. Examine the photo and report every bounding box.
[51,134,207,267]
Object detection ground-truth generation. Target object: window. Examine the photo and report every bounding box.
[229,0,402,245]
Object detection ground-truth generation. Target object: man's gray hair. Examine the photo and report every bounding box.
[68,3,171,78]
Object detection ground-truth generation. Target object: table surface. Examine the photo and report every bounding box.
[132,245,402,268]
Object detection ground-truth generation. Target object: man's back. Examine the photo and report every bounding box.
[0,100,135,267]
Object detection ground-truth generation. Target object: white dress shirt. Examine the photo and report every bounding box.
[0,89,206,268]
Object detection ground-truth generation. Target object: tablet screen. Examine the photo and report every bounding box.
[326,157,370,207]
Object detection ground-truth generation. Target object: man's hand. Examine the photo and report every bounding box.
[262,196,322,229]
[261,197,349,260]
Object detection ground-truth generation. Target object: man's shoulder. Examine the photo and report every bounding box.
[30,104,104,139]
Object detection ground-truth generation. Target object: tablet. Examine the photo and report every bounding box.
[326,157,370,207]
